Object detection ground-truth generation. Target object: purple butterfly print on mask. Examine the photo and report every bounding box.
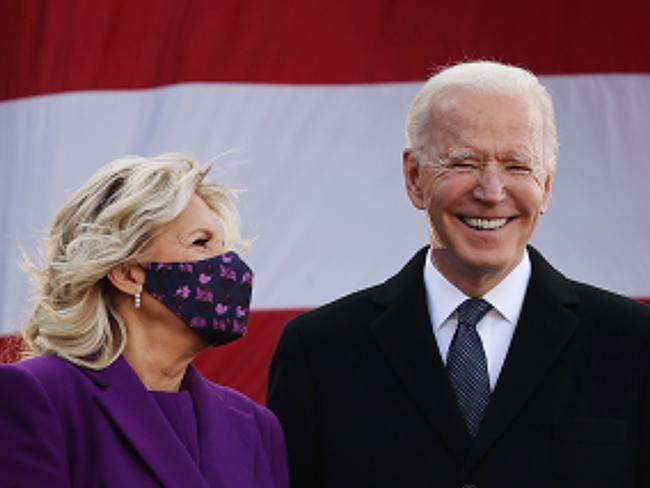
[191,316,207,328]
[241,271,252,286]
[143,252,253,347]
[195,287,214,304]
[175,286,191,299]
[219,264,237,281]
[232,320,247,335]
[212,319,228,331]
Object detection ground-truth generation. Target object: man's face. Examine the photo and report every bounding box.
[404,88,553,292]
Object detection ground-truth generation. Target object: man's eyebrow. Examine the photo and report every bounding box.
[499,150,536,164]
[504,153,533,163]
[445,147,478,159]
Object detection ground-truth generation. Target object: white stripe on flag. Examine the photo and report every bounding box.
[1,76,649,334]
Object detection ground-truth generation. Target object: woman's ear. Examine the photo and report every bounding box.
[106,264,146,295]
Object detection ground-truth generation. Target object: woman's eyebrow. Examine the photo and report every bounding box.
[186,227,213,238]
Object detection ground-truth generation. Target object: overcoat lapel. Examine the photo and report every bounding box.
[462,247,580,473]
[369,246,582,471]
[369,247,472,462]
[86,357,210,488]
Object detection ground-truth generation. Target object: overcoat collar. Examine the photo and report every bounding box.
[83,356,257,487]
[369,247,473,462]
[369,245,580,470]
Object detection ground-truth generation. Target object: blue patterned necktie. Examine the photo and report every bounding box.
[447,298,492,438]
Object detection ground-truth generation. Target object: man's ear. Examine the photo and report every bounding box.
[106,264,146,295]
[540,170,554,214]
[403,149,426,210]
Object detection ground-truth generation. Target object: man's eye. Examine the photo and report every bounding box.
[505,163,532,173]
[451,159,479,169]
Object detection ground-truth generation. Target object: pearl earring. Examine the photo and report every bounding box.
[134,286,142,309]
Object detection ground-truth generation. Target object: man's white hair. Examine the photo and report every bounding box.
[405,60,558,171]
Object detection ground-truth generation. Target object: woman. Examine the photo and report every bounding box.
[0,154,288,487]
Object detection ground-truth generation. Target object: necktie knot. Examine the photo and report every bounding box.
[457,298,491,328]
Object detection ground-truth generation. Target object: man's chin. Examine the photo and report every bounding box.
[459,248,524,277]
[436,246,519,277]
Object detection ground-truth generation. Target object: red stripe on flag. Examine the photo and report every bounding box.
[0,309,306,404]
[193,309,305,404]
[0,335,25,364]
[1,0,650,101]
[3,301,650,403]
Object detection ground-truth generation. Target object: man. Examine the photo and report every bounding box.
[268,61,650,488]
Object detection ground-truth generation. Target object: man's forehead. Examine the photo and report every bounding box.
[429,88,544,136]
[431,85,541,117]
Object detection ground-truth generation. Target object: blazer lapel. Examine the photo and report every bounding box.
[462,247,581,473]
[183,365,257,487]
[369,247,472,462]
[86,357,209,488]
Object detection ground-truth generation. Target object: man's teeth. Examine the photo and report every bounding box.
[462,217,508,230]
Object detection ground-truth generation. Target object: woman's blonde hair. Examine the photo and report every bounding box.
[22,153,245,370]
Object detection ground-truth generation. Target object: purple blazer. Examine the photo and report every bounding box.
[0,355,288,487]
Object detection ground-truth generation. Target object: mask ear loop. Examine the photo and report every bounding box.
[134,284,143,309]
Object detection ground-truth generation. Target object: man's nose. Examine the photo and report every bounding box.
[473,165,506,203]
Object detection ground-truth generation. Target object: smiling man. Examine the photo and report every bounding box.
[404,83,552,298]
[268,61,650,488]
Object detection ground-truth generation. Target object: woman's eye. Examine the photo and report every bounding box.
[192,238,210,247]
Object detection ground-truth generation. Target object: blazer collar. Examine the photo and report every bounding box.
[370,246,473,462]
[84,356,213,488]
[182,364,258,487]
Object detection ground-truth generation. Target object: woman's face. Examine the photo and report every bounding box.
[146,193,225,263]
[108,193,228,356]
[124,194,226,348]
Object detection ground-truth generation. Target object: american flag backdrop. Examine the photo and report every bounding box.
[1,0,649,403]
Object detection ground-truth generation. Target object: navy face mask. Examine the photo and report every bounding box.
[142,252,253,347]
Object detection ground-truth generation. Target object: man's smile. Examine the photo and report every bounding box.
[459,216,511,231]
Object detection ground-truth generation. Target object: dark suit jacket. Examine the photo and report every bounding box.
[0,354,288,488]
[268,246,650,488]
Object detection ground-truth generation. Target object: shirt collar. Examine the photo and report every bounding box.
[423,248,532,330]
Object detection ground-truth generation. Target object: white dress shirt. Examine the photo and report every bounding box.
[423,249,531,391]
